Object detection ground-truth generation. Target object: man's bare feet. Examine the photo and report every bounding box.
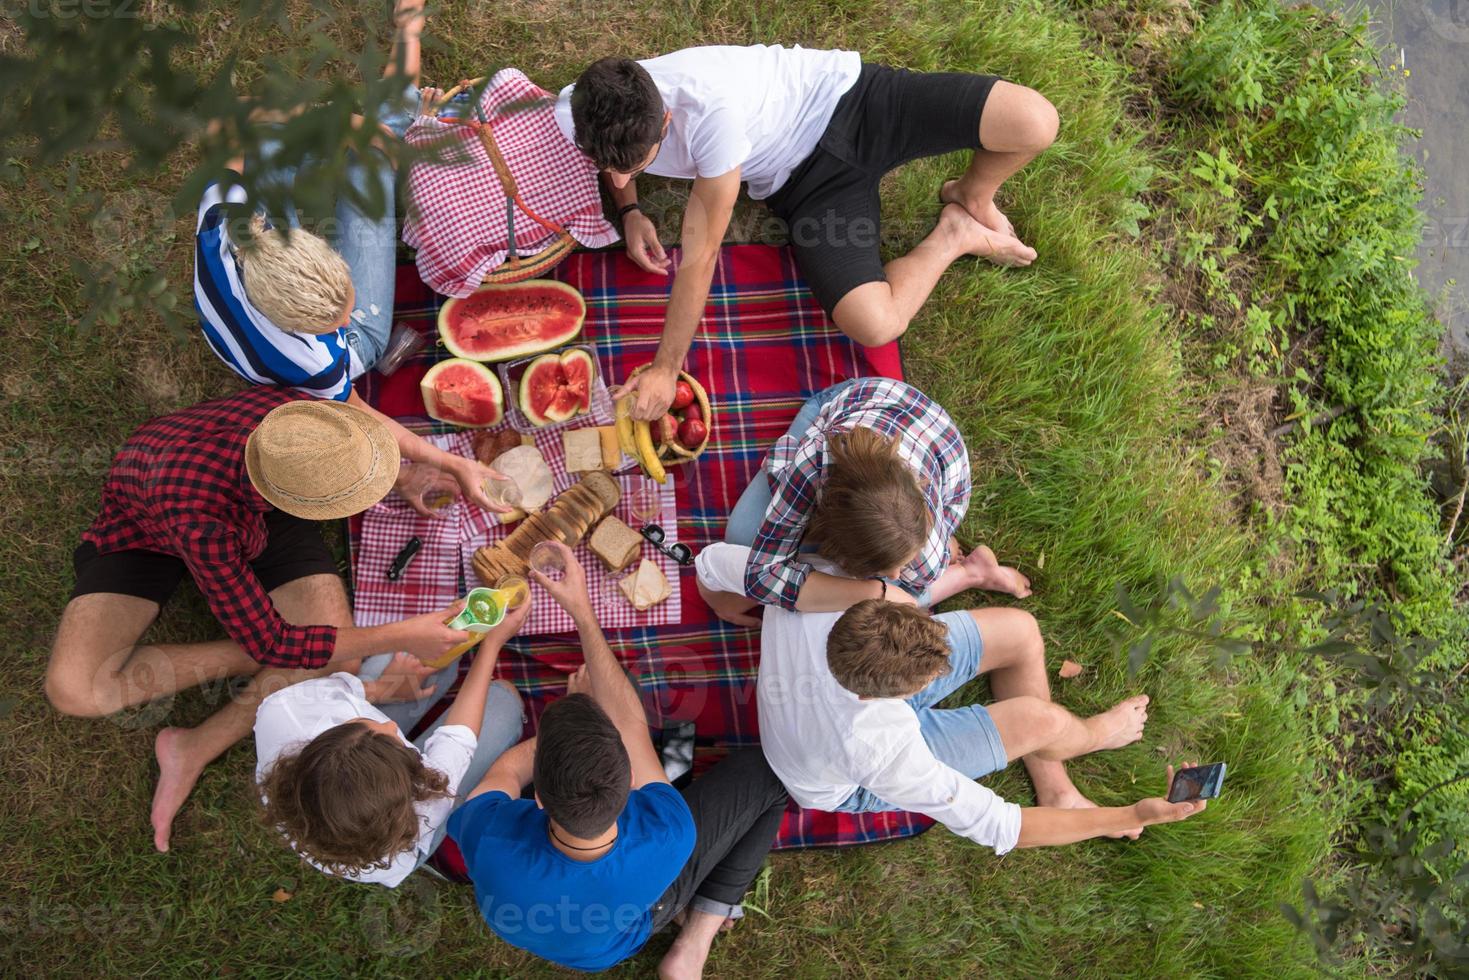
[936,203,1036,268]
[959,544,1032,598]
[151,727,205,853]
[1085,694,1150,752]
[941,179,1017,238]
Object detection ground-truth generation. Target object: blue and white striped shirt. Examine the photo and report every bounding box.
[193,183,354,401]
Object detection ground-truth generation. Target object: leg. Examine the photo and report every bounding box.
[651,750,789,979]
[359,652,460,734]
[150,573,352,852]
[940,80,1059,240]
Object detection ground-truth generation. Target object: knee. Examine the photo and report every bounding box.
[833,304,906,348]
[1018,91,1060,151]
[1015,695,1068,742]
[44,663,107,718]
[1012,609,1045,660]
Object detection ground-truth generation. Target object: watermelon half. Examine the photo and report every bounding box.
[438,280,586,362]
[518,348,595,426]
[421,358,505,428]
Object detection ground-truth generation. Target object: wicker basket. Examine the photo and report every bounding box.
[625,364,712,467]
[432,78,577,285]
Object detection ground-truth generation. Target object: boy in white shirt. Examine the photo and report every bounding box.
[696,543,1208,850]
[556,45,1058,420]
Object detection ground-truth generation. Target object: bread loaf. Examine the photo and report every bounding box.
[471,472,624,585]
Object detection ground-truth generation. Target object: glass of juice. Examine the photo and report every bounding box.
[495,575,530,610]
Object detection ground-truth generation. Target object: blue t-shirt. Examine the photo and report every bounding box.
[448,783,696,972]
[193,182,355,401]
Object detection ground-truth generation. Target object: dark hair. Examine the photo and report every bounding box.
[806,427,932,577]
[827,599,952,698]
[258,721,450,876]
[570,57,665,172]
[534,693,631,838]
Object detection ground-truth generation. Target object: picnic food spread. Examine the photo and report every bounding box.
[471,470,622,585]
[419,358,505,428]
[437,279,586,362]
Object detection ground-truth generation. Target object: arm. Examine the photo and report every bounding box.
[347,391,510,515]
[530,542,668,788]
[624,169,741,421]
[437,599,531,737]
[1017,765,1206,847]
[466,737,537,801]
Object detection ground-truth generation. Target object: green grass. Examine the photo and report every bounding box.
[0,0,1392,975]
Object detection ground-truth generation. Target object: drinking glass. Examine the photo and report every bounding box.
[483,474,524,510]
[495,575,530,610]
[629,480,661,526]
[528,541,566,580]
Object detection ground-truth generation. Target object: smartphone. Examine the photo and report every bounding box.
[1167,762,1227,803]
[660,722,696,788]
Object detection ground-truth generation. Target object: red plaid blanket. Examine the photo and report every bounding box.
[402,68,619,297]
[353,244,931,850]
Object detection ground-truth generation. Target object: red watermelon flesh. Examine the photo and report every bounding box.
[518,349,596,426]
[438,280,586,362]
[421,358,505,428]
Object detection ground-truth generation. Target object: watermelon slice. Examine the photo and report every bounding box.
[438,280,586,362]
[421,359,505,428]
[519,348,596,426]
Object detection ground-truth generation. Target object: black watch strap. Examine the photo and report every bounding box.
[617,201,642,220]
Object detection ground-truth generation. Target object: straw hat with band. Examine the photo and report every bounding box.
[245,400,401,521]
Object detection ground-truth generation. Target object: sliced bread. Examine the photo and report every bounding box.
[589,516,642,571]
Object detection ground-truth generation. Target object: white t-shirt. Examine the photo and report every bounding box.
[254,673,477,887]
[696,543,1022,854]
[555,45,862,199]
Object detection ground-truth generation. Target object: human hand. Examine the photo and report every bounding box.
[958,543,1032,599]
[452,457,515,514]
[482,591,532,647]
[528,541,592,618]
[614,364,678,421]
[394,463,459,518]
[1133,763,1210,827]
[566,663,592,695]
[623,210,670,275]
[364,652,440,703]
[696,577,761,628]
[395,600,474,664]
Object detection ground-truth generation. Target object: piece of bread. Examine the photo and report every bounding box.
[597,426,621,469]
[470,471,624,588]
[618,558,671,611]
[563,428,604,473]
[580,470,622,512]
[589,516,642,571]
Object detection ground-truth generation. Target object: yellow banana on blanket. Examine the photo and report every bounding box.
[614,395,638,458]
[632,417,667,484]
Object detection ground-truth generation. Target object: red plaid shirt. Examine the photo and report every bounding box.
[745,379,971,608]
[80,386,338,669]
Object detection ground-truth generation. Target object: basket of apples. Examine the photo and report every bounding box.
[614,365,711,483]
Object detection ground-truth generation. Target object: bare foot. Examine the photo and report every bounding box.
[1039,783,1142,840]
[659,938,712,980]
[941,180,1016,237]
[151,727,205,853]
[937,204,1036,268]
[959,544,1032,598]
[1085,695,1150,752]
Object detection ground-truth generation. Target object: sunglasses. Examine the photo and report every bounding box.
[640,523,693,566]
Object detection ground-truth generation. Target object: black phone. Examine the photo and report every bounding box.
[1167,762,1227,803]
[660,722,696,788]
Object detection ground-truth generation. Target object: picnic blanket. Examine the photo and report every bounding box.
[352,243,932,850]
[402,68,619,296]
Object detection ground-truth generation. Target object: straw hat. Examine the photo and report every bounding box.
[245,400,401,520]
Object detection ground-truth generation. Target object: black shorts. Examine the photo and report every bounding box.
[70,509,339,607]
[764,63,1003,315]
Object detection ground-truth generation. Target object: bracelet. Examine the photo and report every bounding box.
[869,576,888,601]
[617,201,642,220]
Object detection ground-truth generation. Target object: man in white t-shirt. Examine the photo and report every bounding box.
[555,46,1058,420]
[696,543,1210,850]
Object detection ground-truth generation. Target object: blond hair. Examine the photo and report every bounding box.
[238,214,354,334]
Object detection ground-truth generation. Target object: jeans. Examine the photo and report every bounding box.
[835,610,1008,813]
[358,653,526,858]
[251,82,419,373]
[649,749,790,930]
[724,380,858,547]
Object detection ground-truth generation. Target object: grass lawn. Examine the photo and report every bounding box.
[1,0,1396,974]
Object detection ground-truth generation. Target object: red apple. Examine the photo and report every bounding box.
[671,380,695,411]
[682,402,703,424]
[677,417,708,449]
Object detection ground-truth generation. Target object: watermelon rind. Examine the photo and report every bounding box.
[438,280,586,362]
[421,358,505,428]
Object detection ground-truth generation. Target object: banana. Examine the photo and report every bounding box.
[632,418,667,484]
[614,395,638,458]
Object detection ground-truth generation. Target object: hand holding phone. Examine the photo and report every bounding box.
[1166,762,1227,803]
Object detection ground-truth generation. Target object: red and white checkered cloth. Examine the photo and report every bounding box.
[354,429,681,637]
[402,69,620,297]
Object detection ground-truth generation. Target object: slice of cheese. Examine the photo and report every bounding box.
[597,425,621,469]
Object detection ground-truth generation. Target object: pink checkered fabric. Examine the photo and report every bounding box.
[354,430,681,638]
[401,69,620,297]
